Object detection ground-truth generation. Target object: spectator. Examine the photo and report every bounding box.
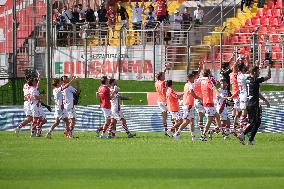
[156,0,167,23]
[173,9,182,43]
[182,7,192,31]
[53,9,67,46]
[96,4,108,45]
[107,5,116,39]
[78,3,86,23]
[144,4,156,41]
[193,5,204,25]
[71,5,80,23]
[117,1,129,29]
[129,0,145,45]
[85,4,95,22]
[264,35,272,65]
[240,0,246,14]
[62,5,73,24]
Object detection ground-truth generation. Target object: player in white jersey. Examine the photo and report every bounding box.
[45,77,75,139]
[108,79,136,138]
[215,79,231,139]
[61,75,80,138]
[236,63,249,131]
[27,78,43,137]
[15,76,33,136]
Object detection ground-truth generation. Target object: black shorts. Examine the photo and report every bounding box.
[157,15,167,23]
[132,22,142,30]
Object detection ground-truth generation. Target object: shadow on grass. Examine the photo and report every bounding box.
[1,168,283,180]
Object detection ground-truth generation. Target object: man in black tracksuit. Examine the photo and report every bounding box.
[238,65,271,145]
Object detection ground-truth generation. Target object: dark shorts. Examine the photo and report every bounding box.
[157,15,167,23]
[132,22,142,30]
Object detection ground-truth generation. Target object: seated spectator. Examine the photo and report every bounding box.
[193,5,204,25]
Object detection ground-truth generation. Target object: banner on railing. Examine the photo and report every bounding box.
[0,105,283,133]
[53,45,164,80]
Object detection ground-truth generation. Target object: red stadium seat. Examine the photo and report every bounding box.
[272,45,282,52]
[256,8,264,17]
[252,18,261,26]
[268,27,277,34]
[270,18,282,27]
[261,18,270,26]
[231,36,239,44]
[269,35,280,43]
[265,9,273,17]
[275,0,283,8]
[259,27,268,34]
[272,9,282,18]
[245,19,253,26]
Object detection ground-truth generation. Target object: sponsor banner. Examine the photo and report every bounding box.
[1,105,284,133]
[53,46,163,80]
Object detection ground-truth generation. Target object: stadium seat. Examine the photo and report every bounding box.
[269,35,280,43]
[265,9,273,17]
[231,36,239,44]
[261,18,270,26]
[252,18,261,26]
[270,18,282,27]
[272,9,282,18]
[259,27,268,34]
[275,0,283,8]
[245,19,253,26]
[256,8,264,17]
[272,45,282,52]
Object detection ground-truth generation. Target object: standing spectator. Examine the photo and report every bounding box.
[71,5,80,23]
[78,3,86,23]
[107,5,116,39]
[173,9,182,43]
[144,4,156,41]
[117,1,129,29]
[53,9,67,46]
[129,0,145,45]
[85,4,95,29]
[193,5,204,25]
[156,0,167,23]
[240,0,246,14]
[96,4,108,45]
[182,7,192,31]
[62,5,73,24]
[264,34,272,65]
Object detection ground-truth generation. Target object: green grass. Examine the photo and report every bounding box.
[0,132,283,189]
[1,79,284,105]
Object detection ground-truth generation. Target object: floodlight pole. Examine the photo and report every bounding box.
[46,0,52,105]
[12,0,17,78]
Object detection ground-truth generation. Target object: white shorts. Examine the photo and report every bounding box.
[111,110,124,120]
[170,111,182,120]
[66,108,76,119]
[204,106,217,117]
[23,101,32,117]
[157,101,167,113]
[38,106,46,119]
[54,107,67,120]
[239,93,247,110]
[233,98,241,111]
[101,108,112,120]
[182,105,194,120]
[31,104,42,118]
[194,99,204,113]
[217,106,229,121]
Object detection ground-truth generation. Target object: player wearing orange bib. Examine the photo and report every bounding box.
[165,80,183,137]
[173,73,202,140]
[155,72,168,135]
[200,69,221,141]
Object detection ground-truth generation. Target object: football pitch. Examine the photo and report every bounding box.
[0,132,283,189]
